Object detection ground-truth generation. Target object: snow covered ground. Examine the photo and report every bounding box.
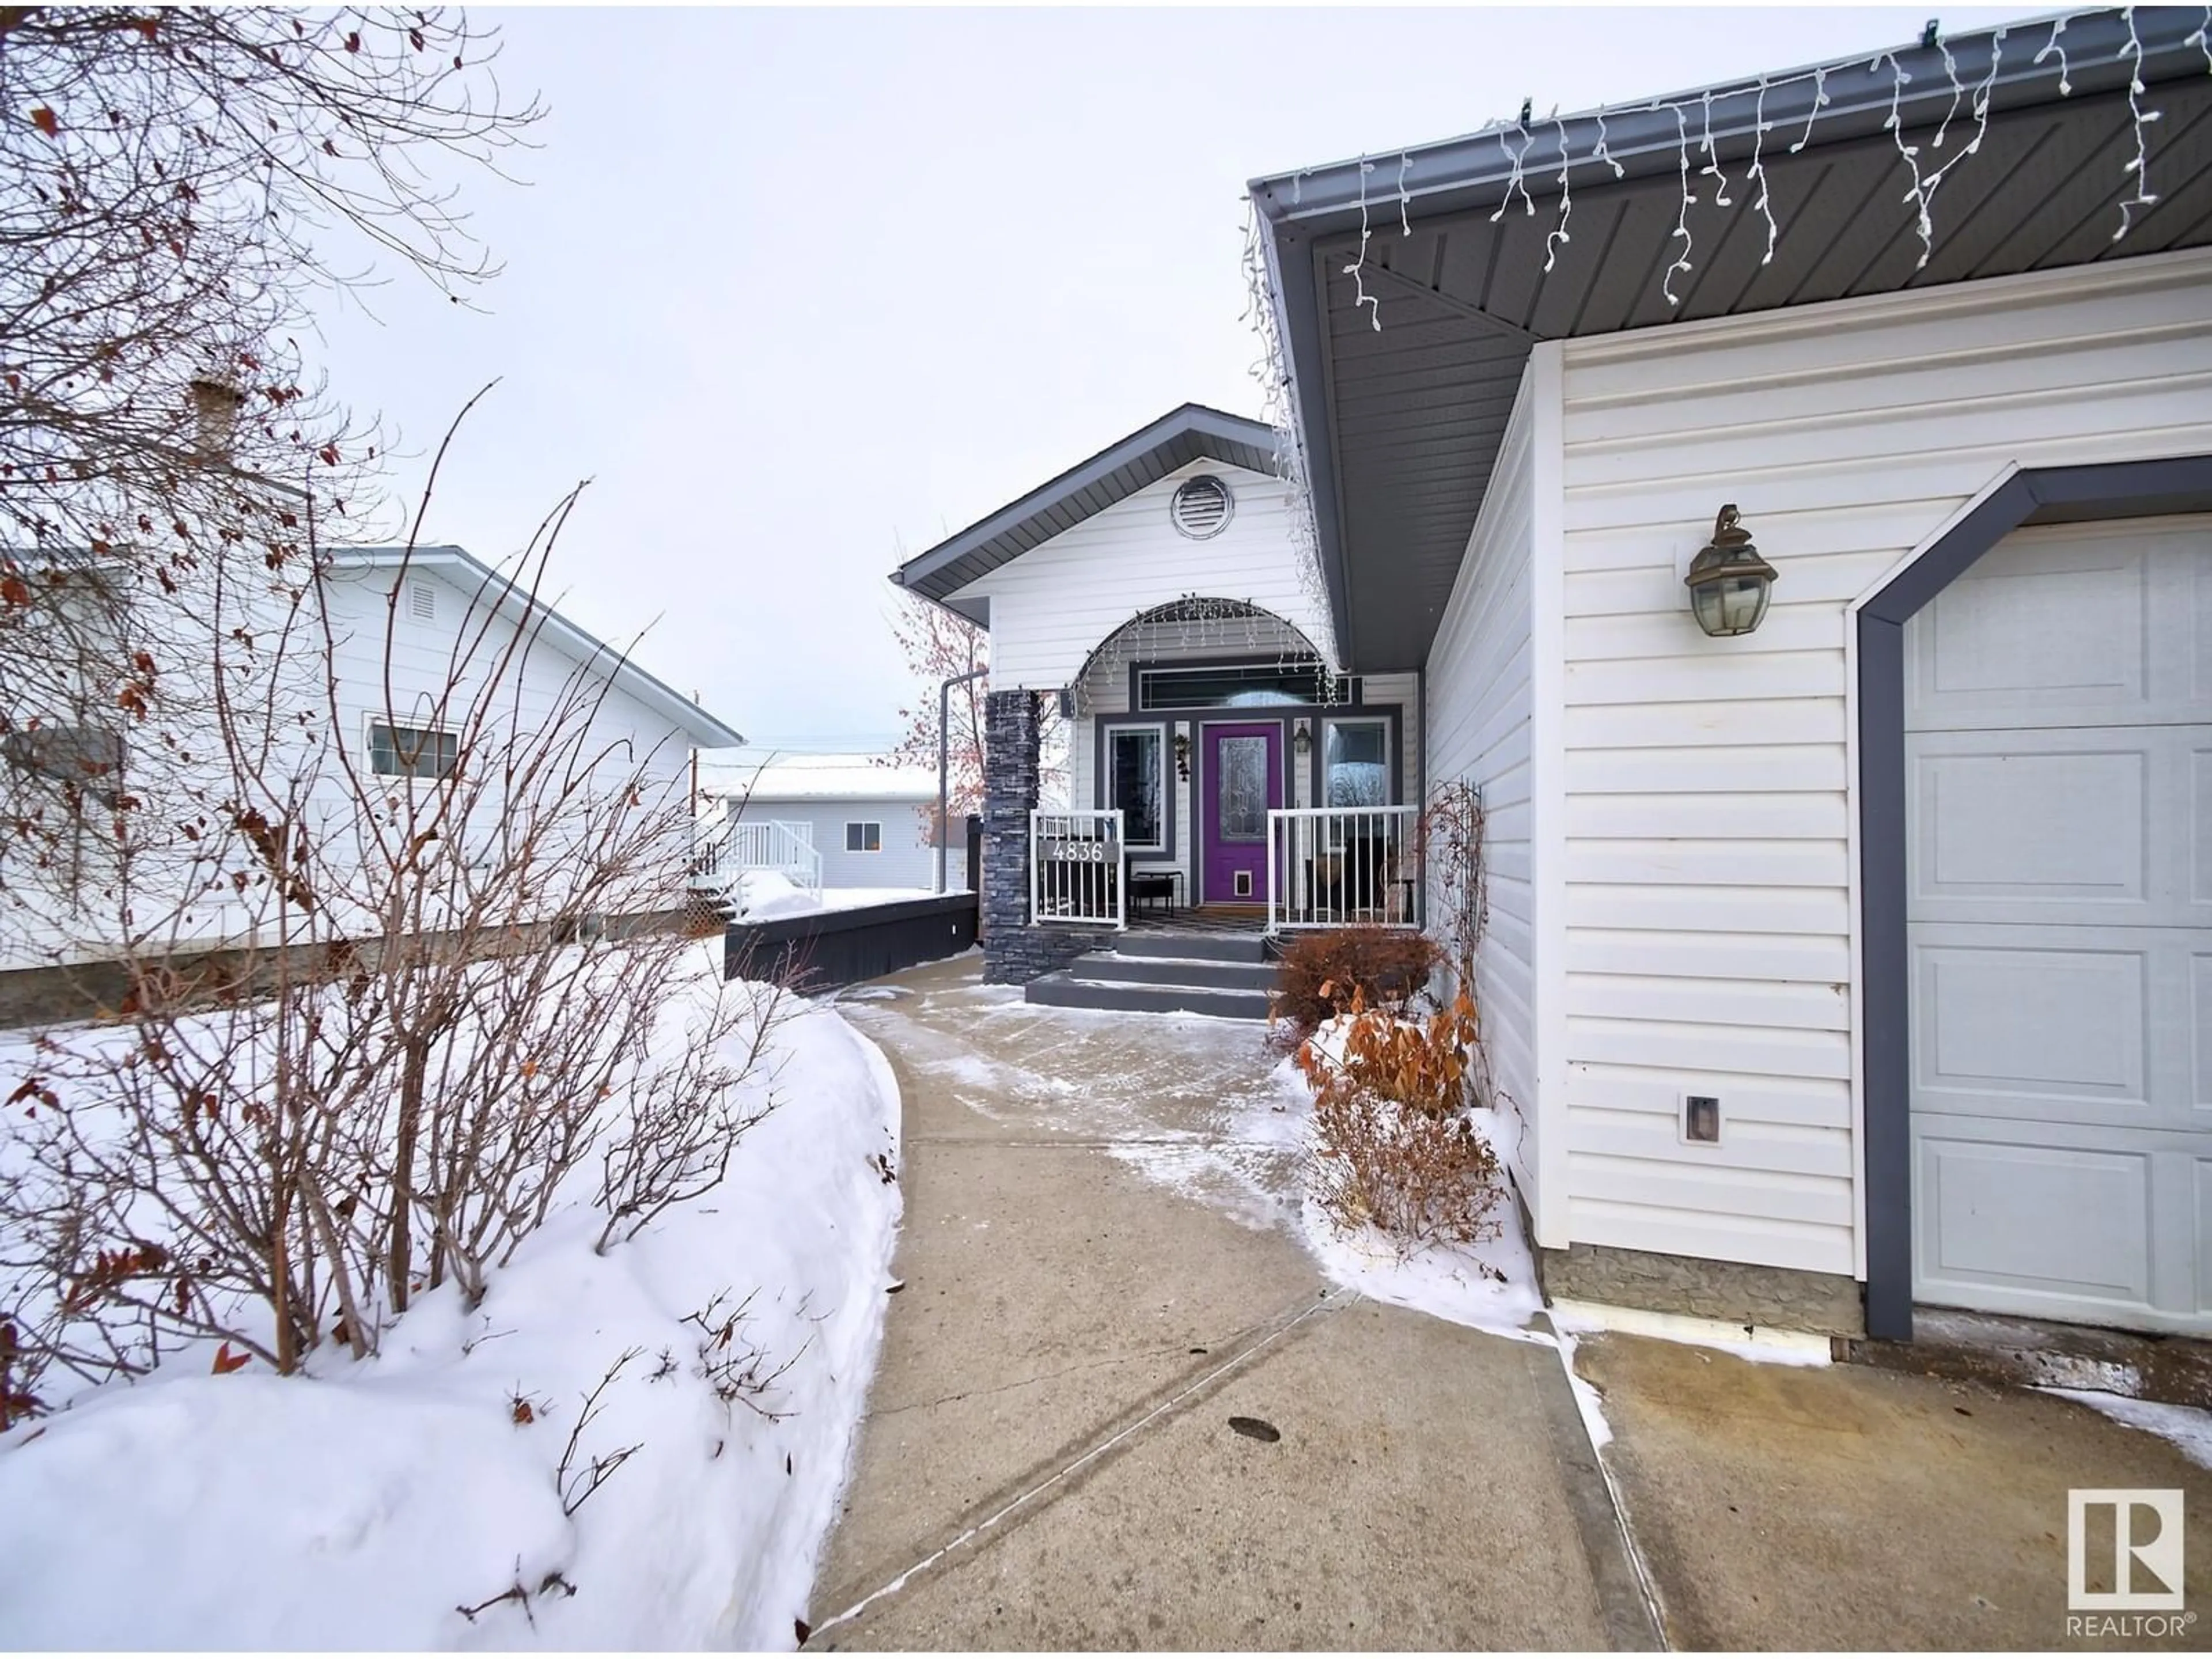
[730,872,940,922]
[0,945,903,1650]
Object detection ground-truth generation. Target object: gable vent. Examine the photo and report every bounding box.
[1169,475,1233,540]
[408,581,435,623]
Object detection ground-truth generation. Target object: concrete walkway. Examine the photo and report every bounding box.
[808,956,1643,1650]
[806,955,2212,1650]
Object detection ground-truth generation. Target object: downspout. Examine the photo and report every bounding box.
[1416,663,1429,928]
[937,666,990,894]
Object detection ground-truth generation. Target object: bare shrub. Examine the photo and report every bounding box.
[1287,788,1505,1252]
[1296,991,1503,1255]
[1307,1087,1503,1255]
[1268,925,1444,1051]
[596,983,785,1252]
[684,1287,810,1423]
[0,409,786,1411]
[556,1349,643,1517]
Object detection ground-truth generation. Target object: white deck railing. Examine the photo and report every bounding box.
[691,817,822,895]
[1267,806,1420,931]
[1030,809,1125,929]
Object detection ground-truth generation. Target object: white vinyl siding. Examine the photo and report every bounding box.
[948,460,1335,692]
[1423,363,1541,1206]
[316,566,695,911]
[743,798,935,891]
[1548,247,2212,1280]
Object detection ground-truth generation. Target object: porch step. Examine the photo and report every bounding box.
[1024,971,1271,1021]
[1111,930,1271,964]
[1075,952,1278,992]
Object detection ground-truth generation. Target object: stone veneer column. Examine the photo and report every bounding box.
[979,688,1115,983]
[980,689,1041,983]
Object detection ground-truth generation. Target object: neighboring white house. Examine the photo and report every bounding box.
[319,543,742,846]
[706,755,943,894]
[0,541,743,969]
[1244,9,2212,1343]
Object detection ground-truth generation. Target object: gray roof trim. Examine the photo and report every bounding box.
[891,403,1281,601]
[327,544,745,749]
[1249,10,2205,236]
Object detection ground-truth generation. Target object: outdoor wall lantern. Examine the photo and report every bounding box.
[1173,730,1191,781]
[1293,718,1313,757]
[1684,505,1778,638]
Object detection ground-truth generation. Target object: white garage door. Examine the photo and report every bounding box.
[1905,517,2212,1335]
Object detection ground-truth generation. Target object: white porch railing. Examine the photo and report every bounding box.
[1267,806,1421,932]
[691,817,823,895]
[1030,809,1125,929]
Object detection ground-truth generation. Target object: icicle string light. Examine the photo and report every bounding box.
[2192,7,2211,71]
[1491,121,1537,223]
[1698,88,1734,207]
[1919,26,2001,225]
[2036,14,2075,93]
[1880,50,1938,268]
[1543,116,1574,272]
[1746,77,1779,265]
[1663,102,1696,306]
[1294,13,2180,312]
[1247,10,2192,569]
[2117,6,2164,238]
[1791,65,1831,152]
[1342,157,1380,332]
[1073,597,1334,713]
[1591,104,1627,178]
[1933,29,1967,149]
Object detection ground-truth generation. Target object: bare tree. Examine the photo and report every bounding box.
[0,6,537,960]
[0,416,788,1415]
[884,588,1062,841]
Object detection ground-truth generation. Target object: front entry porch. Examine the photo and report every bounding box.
[980,599,1425,988]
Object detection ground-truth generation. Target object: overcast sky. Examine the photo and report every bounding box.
[315,4,2027,753]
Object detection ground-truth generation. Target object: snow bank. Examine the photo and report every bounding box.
[736,869,823,920]
[0,948,903,1650]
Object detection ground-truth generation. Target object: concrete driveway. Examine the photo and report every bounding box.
[808,955,2212,1652]
[807,956,1647,1651]
[1575,1332,2212,1650]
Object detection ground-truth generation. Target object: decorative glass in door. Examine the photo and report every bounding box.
[1217,736,1267,840]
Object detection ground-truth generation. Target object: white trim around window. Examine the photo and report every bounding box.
[365,715,458,780]
[1102,721,1169,852]
[1320,714,1391,808]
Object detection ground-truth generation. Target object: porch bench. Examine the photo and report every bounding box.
[1128,864,1182,918]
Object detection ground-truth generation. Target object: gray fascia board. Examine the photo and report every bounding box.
[1256,200,1358,668]
[326,544,745,749]
[1248,9,2200,238]
[891,403,1281,600]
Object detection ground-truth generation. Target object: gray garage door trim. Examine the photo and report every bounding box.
[1858,454,2212,1342]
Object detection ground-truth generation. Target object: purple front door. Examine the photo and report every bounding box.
[1200,722,1281,904]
